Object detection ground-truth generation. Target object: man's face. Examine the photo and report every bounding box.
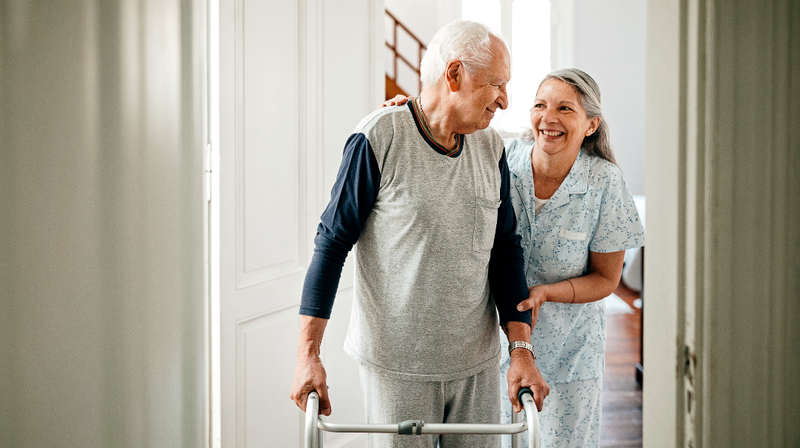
[451,38,510,134]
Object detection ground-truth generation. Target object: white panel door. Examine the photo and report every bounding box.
[218,0,383,446]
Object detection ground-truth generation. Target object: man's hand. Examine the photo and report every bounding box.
[290,315,331,415]
[507,349,549,412]
[290,353,331,416]
[504,320,549,413]
[516,285,549,328]
[380,94,412,108]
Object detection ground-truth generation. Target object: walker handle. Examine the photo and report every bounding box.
[517,387,534,404]
[516,387,541,448]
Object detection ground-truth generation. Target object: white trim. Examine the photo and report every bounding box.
[643,0,681,446]
[549,0,573,70]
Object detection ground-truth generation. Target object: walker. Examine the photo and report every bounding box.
[304,387,541,448]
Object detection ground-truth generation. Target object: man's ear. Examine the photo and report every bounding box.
[445,60,463,93]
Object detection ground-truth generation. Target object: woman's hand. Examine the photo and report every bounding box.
[516,252,626,325]
[517,285,550,327]
[381,94,412,108]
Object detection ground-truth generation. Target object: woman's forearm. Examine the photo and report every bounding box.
[546,272,618,304]
[547,250,625,304]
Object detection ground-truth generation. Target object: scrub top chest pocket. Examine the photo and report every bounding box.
[555,227,590,266]
[473,197,501,251]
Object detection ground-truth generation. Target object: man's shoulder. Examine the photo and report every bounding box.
[472,126,504,143]
[466,127,505,156]
[354,105,409,135]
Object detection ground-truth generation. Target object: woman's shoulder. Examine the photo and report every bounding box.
[581,153,640,210]
[503,137,533,169]
[583,152,624,184]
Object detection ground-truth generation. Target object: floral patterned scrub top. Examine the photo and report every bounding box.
[504,138,645,383]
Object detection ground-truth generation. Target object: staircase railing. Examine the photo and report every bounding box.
[385,10,427,97]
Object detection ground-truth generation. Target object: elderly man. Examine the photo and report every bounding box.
[290,20,549,447]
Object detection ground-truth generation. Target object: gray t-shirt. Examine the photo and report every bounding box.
[299,100,530,381]
[344,104,506,380]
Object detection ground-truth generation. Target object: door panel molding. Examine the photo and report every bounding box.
[236,306,300,446]
[219,0,382,446]
[234,0,304,288]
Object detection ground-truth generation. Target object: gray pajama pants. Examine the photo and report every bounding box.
[358,364,501,448]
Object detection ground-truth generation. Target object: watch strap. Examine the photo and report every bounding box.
[508,340,536,358]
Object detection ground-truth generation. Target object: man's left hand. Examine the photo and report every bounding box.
[507,349,549,413]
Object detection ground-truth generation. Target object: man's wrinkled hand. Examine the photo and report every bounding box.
[506,349,550,413]
[290,354,332,416]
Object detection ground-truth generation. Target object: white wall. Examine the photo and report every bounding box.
[385,0,461,47]
[386,0,438,44]
[0,2,207,447]
[551,0,647,196]
[384,0,461,96]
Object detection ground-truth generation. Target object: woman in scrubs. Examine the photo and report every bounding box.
[381,67,644,447]
[498,68,644,448]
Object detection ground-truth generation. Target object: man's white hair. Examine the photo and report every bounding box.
[419,20,508,88]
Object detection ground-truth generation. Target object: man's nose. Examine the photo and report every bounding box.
[497,86,509,110]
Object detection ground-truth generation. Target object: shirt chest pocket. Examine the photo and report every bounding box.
[555,228,589,265]
[473,197,501,251]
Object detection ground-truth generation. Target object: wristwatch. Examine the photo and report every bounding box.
[508,340,536,358]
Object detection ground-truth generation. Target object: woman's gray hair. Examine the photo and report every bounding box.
[523,68,617,165]
[419,20,506,88]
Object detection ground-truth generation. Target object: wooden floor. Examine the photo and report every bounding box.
[600,282,643,447]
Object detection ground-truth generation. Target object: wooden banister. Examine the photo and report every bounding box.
[385,9,427,97]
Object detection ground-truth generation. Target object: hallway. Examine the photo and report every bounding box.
[600,283,643,447]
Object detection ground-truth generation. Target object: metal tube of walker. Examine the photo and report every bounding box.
[304,389,540,448]
[517,387,541,448]
[305,392,320,448]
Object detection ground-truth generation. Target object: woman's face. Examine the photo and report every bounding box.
[530,79,599,157]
